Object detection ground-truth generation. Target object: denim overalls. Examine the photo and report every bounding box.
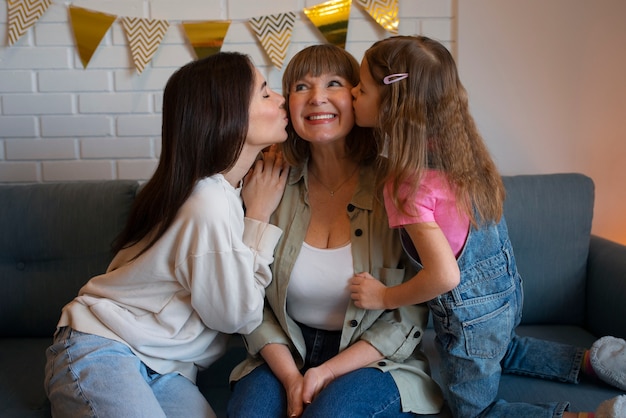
[402,216,581,418]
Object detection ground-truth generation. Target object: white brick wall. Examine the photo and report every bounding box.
[0,0,454,182]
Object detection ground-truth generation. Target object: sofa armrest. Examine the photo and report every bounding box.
[586,235,626,339]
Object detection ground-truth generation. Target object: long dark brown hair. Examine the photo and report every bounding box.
[281,44,377,166]
[365,36,505,226]
[112,52,256,257]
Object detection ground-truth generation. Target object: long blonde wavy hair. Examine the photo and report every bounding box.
[364,35,505,226]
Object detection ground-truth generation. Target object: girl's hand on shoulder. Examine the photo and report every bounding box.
[349,272,388,310]
[242,144,290,223]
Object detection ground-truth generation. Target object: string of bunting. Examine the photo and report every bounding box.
[5,0,399,72]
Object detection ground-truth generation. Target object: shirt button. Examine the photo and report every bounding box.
[347,204,355,212]
[349,319,358,327]
[378,361,387,367]
[354,229,363,237]
[413,331,422,338]
[16,261,26,271]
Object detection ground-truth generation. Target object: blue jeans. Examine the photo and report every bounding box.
[432,277,578,418]
[416,218,582,418]
[45,327,215,418]
[228,324,416,417]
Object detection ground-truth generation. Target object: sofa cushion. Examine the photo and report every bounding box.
[0,181,139,337]
[0,338,51,417]
[502,174,594,325]
[586,236,626,338]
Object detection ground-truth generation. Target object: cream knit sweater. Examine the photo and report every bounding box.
[58,174,282,382]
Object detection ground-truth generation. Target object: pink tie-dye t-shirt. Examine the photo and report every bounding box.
[384,170,470,257]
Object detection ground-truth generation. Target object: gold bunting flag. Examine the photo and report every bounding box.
[304,0,351,49]
[249,12,296,69]
[355,0,398,34]
[7,0,52,45]
[6,1,405,75]
[182,20,231,60]
[69,5,116,68]
[121,17,170,73]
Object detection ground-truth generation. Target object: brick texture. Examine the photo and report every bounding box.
[0,0,454,182]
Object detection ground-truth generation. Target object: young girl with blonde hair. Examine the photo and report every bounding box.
[350,35,626,418]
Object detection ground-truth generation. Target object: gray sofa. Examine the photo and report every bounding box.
[1,173,625,418]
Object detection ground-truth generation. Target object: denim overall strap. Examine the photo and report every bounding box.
[400,217,517,307]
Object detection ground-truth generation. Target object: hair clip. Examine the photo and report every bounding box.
[382,73,409,85]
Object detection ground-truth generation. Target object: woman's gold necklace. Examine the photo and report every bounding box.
[309,165,359,197]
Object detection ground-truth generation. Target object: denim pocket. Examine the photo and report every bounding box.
[462,300,513,359]
[432,267,518,360]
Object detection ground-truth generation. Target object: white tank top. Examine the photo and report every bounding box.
[286,241,354,331]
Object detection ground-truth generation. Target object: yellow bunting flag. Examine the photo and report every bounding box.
[69,6,116,68]
[182,20,231,60]
[7,0,52,45]
[249,12,296,69]
[121,17,170,73]
[304,0,352,49]
[355,0,398,34]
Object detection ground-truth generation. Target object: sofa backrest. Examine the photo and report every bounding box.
[0,181,139,337]
[0,174,595,336]
[502,173,594,325]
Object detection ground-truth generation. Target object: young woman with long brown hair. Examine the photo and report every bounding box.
[45,52,289,417]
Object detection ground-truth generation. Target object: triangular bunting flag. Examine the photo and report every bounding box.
[249,12,296,69]
[121,17,170,73]
[69,6,116,68]
[355,0,398,34]
[304,0,352,49]
[182,20,231,60]
[7,0,52,45]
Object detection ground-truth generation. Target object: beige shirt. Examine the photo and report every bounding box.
[230,163,443,415]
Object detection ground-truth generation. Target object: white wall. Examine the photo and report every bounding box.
[457,0,626,244]
[0,0,453,182]
[2,0,624,243]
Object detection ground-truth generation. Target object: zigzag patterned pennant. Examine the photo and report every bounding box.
[249,12,296,69]
[304,0,352,49]
[69,6,117,68]
[355,0,398,34]
[121,17,170,73]
[7,0,52,45]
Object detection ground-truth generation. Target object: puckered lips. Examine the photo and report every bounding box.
[305,112,337,123]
